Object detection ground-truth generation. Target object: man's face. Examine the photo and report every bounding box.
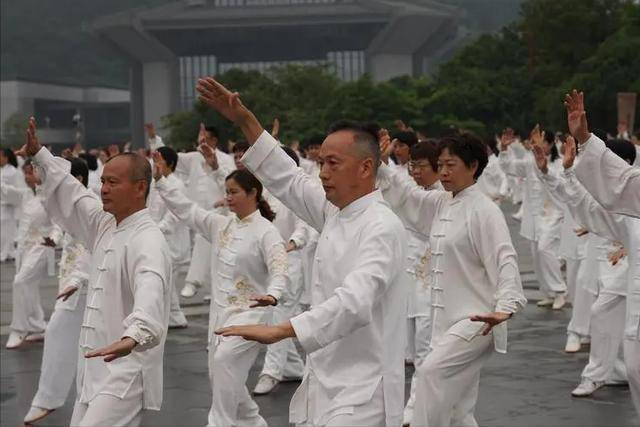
[393,141,411,165]
[100,156,146,217]
[306,145,320,162]
[0,151,7,167]
[23,164,41,189]
[318,131,372,208]
[437,148,477,193]
[233,150,246,170]
[204,131,218,149]
[409,157,439,188]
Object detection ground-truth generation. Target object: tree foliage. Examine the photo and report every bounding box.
[161,0,639,144]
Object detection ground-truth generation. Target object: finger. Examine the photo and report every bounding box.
[85,348,107,358]
[103,353,120,363]
[481,323,492,336]
[469,315,490,322]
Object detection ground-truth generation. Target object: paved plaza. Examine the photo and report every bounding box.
[1,203,638,426]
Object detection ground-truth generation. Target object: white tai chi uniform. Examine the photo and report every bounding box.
[539,166,640,416]
[243,131,407,427]
[155,176,288,427]
[31,230,91,410]
[1,162,21,261]
[574,134,640,217]
[33,147,172,427]
[176,150,234,292]
[148,175,191,327]
[499,150,567,298]
[147,135,165,152]
[259,192,312,382]
[377,163,527,427]
[476,153,508,204]
[2,183,57,337]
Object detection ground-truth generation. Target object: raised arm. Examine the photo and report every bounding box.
[196,77,328,231]
[377,161,445,237]
[564,89,639,218]
[26,124,107,250]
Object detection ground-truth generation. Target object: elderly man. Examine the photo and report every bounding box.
[197,77,407,426]
[22,118,171,427]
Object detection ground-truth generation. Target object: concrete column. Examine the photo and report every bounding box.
[130,62,145,149]
[142,60,179,132]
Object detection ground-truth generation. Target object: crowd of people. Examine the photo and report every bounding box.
[0,80,639,427]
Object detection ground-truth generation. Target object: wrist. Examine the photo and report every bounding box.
[577,132,590,145]
[238,112,265,145]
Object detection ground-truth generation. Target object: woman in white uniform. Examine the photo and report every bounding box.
[153,150,288,427]
[1,148,21,261]
[377,133,527,427]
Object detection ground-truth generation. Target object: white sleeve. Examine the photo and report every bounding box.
[33,147,108,250]
[259,228,289,301]
[575,134,640,218]
[155,175,225,243]
[377,162,445,237]
[242,131,329,232]
[290,218,405,354]
[498,149,529,177]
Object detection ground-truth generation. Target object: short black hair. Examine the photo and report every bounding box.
[281,145,300,166]
[410,140,439,172]
[69,157,89,187]
[232,140,251,154]
[327,120,380,169]
[2,148,18,167]
[205,126,219,139]
[392,130,418,148]
[605,138,636,165]
[157,146,178,172]
[301,134,325,151]
[484,137,499,156]
[79,153,98,171]
[438,133,488,180]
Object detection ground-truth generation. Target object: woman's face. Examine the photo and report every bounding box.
[437,148,477,193]
[225,178,256,217]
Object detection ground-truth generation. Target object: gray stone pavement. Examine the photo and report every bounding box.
[1,202,638,426]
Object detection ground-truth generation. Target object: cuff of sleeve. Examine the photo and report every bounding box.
[122,324,154,349]
[266,284,283,302]
[290,312,322,354]
[33,146,54,165]
[155,176,170,191]
[290,237,305,249]
[241,131,280,172]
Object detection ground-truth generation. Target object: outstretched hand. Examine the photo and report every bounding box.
[152,151,171,181]
[85,337,137,362]
[57,285,79,302]
[532,144,548,174]
[16,117,41,158]
[215,322,294,344]
[378,129,393,164]
[564,90,590,145]
[249,294,278,308]
[562,136,577,170]
[529,124,545,148]
[199,143,219,171]
[470,312,512,336]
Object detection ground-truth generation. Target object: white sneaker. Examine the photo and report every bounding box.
[25,333,45,342]
[24,406,55,424]
[571,379,604,397]
[180,282,198,298]
[253,375,279,395]
[402,403,414,426]
[537,298,554,307]
[5,331,27,349]
[564,333,581,353]
[552,293,567,310]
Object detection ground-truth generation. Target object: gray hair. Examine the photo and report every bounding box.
[107,153,152,200]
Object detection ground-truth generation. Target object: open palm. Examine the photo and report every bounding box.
[196,77,251,124]
[564,90,590,144]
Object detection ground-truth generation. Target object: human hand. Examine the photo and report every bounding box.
[152,151,171,181]
[16,117,42,157]
[42,237,56,247]
[215,322,294,344]
[470,312,512,336]
[564,90,590,145]
[199,143,219,171]
[57,285,78,301]
[562,136,577,170]
[608,247,626,266]
[532,144,548,174]
[85,337,137,362]
[378,129,393,164]
[249,294,278,308]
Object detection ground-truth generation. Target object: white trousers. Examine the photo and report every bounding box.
[413,332,493,427]
[260,301,304,381]
[168,264,187,327]
[31,293,86,410]
[185,234,211,288]
[0,218,17,261]
[623,339,640,417]
[207,334,266,427]
[567,277,596,337]
[531,238,566,297]
[70,373,144,427]
[565,258,582,304]
[581,293,627,382]
[404,315,432,416]
[10,245,50,334]
[299,372,387,427]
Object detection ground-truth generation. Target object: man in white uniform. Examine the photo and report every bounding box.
[197,77,408,426]
[1,148,21,261]
[23,118,172,427]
